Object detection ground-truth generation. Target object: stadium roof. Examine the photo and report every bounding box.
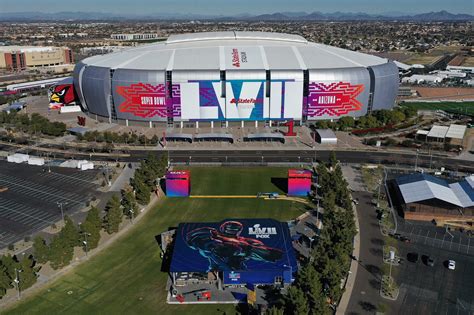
[396,174,474,208]
[82,31,389,71]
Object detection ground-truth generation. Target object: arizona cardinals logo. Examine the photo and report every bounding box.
[48,84,76,109]
[306,82,364,117]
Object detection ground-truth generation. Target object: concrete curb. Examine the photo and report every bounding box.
[336,202,361,314]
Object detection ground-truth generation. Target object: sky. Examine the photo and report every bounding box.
[0,0,472,15]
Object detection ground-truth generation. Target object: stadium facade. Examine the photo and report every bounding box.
[72,31,399,127]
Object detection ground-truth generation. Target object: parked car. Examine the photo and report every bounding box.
[427,257,435,267]
[400,236,411,243]
[407,252,419,263]
[448,260,456,270]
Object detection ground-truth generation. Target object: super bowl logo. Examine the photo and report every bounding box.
[306,82,364,117]
[248,224,277,239]
[117,83,169,118]
[229,271,241,281]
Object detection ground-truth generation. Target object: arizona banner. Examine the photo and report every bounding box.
[306,82,364,118]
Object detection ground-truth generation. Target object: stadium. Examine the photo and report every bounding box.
[71,31,399,127]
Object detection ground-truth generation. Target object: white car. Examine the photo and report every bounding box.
[448,260,456,270]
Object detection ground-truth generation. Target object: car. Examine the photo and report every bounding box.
[448,260,456,270]
[400,236,411,243]
[407,252,419,263]
[427,257,435,267]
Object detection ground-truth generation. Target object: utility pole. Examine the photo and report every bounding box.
[56,201,68,224]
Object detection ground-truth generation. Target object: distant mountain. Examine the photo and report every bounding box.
[408,10,474,21]
[0,10,471,22]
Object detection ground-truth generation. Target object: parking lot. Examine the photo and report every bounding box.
[391,236,474,314]
[0,160,101,248]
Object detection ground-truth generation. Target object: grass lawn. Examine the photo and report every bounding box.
[400,102,474,116]
[3,167,305,315]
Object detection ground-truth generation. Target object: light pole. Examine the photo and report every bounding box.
[14,268,22,300]
[82,231,91,257]
[129,209,134,224]
[414,149,419,171]
[56,201,68,224]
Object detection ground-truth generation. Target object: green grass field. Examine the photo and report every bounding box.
[400,102,474,116]
[3,167,304,315]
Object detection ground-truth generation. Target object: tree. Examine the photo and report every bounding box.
[329,151,338,169]
[16,255,39,291]
[121,188,139,220]
[266,306,284,315]
[0,255,14,299]
[60,216,79,248]
[134,177,151,205]
[80,206,101,250]
[284,286,309,315]
[296,265,329,315]
[32,236,49,264]
[337,116,355,131]
[48,235,73,270]
[103,195,122,234]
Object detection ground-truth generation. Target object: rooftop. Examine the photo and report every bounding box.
[82,31,389,71]
[396,174,474,208]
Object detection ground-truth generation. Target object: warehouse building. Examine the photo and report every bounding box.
[393,173,474,222]
[0,46,73,71]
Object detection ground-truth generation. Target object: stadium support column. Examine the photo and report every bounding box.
[367,67,376,114]
[196,121,199,129]
[255,121,258,128]
[211,121,214,129]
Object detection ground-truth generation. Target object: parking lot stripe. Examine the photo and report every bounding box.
[449,236,453,250]
[424,231,429,244]
[0,178,83,205]
[432,232,437,247]
[441,234,446,248]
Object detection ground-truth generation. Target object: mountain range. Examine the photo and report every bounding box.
[0,10,472,21]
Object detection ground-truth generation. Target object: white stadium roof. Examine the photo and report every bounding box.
[82,31,389,71]
[427,125,449,138]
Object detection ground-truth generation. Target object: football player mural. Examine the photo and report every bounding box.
[185,220,283,272]
[48,78,77,109]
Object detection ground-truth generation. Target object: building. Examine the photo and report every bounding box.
[0,46,73,71]
[72,31,399,128]
[393,173,474,222]
[111,33,162,41]
[315,129,338,145]
[168,219,298,289]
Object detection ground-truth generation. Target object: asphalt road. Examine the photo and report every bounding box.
[3,140,474,172]
[346,191,386,315]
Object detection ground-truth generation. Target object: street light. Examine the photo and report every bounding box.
[82,231,91,257]
[129,209,134,224]
[14,268,22,300]
[414,149,420,171]
[56,201,68,224]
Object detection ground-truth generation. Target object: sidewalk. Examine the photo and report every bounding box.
[336,202,361,315]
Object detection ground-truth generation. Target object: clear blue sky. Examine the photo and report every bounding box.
[1,0,472,15]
